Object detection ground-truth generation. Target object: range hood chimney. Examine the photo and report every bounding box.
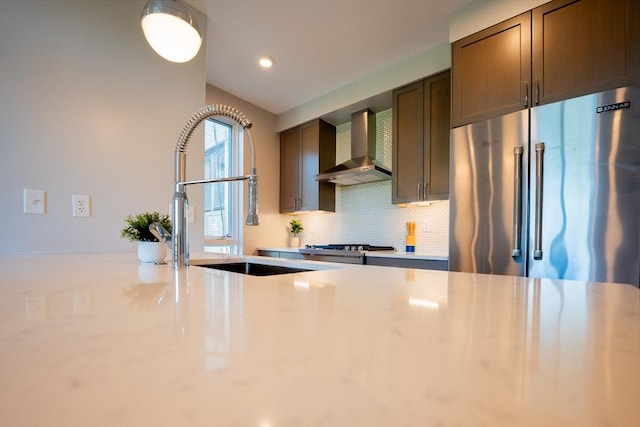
[315,109,392,186]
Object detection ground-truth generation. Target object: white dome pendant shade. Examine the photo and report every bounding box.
[141,0,202,63]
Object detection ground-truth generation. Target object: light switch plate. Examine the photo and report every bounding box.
[24,189,46,214]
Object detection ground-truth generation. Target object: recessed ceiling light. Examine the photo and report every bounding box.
[258,56,274,69]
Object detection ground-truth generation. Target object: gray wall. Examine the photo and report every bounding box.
[0,0,206,254]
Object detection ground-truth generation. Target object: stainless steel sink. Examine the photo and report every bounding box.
[196,262,314,276]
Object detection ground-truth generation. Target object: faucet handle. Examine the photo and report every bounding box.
[149,222,173,249]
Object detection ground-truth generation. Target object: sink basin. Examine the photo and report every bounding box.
[196,262,314,276]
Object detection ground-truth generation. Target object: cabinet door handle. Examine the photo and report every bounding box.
[533,143,545,260]
[512,146,523,258]
[417,183,421,201]
[535,80,540,105]
[423,182,428,200]
[524,81,529,108]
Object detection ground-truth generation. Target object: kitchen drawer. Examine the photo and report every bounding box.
[257,250,304,260]
[366,257,448,271]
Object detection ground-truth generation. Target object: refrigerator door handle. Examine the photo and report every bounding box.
[512,146,523,258]
[534,143,545,260]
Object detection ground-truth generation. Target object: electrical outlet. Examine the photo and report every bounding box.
[72,195,91,217]
[74,290,92,315]
[24,189,46,214]
[423,220,430,232]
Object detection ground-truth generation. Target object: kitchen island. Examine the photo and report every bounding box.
[0,253,638,426]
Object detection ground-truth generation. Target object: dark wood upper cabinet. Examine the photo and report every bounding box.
[452,0,639,127]
[279,127,299,213]
[532,0,640,105]
[279,119,336,213]
[392,70,451,204]
[451,13,531,128]
[426,72,451,199]
[393,80,422,204]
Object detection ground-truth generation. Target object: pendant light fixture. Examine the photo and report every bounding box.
[141,0,202,63]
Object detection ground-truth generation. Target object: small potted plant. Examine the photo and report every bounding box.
[288,219,303,248]
[121,211,172,263]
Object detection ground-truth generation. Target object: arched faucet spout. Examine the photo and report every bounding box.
[172,104,259,268]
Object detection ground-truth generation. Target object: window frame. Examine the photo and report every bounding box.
[203,117,244,255]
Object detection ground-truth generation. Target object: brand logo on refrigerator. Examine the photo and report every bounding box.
[597,101,630,113]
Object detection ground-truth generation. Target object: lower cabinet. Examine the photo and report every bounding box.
[257,250,304,260]
[258,250,448,271]
[366,257,448,271]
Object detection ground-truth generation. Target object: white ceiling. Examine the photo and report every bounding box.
[187,0,474,116]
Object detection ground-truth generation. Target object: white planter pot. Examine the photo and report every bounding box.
[137,241,167,263]
[289,237,300,248]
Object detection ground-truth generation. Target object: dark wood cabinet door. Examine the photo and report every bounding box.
[392,80,423,204]
[299,121,320,211]
[532,0,640,105]
[279,119,335,213]
[451,12,531,127]
[279,127,299,213]
[299,119,336,212]
[424,70,451,200]
[392,70,451,204]
[316,119,337,212]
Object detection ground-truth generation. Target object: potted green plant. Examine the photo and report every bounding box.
[289,219,303,248]
[121,211,172,263]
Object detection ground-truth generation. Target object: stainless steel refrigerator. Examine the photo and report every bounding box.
[449,86,640,287]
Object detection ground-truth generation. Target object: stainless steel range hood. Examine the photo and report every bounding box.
[315,109,392,186]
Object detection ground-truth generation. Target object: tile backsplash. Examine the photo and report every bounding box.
[293,109,450,256]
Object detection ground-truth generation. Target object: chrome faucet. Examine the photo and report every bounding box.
[149,222,172,249]
[172,104,259,268]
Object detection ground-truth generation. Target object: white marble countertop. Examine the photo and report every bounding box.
[258,247,448,261]
[0,253,638,426]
